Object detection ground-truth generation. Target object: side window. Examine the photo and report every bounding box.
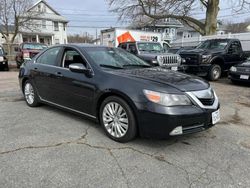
[36,47,60,66]
[128,44,137,54]
[62,49,86,68]
[229,41,241,53]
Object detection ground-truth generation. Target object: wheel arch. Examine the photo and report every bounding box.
[210,57,224,69]
[95,90,139,128]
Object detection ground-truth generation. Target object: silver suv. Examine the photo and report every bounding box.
[118,41,181,70]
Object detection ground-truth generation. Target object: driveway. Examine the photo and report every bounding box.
[0,71,250,188]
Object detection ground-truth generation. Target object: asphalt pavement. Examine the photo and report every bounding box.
[0,71,250,188]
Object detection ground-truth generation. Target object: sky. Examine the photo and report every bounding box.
[45,0,250,37]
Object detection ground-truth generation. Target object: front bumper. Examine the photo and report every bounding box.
[179,64,211,76]
[229,71,250,83]
[134,99,219,138]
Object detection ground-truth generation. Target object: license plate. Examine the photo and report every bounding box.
[171,66,178,71]
[212,110,220,125]
[240,75,249,80]
[0,57,3,62]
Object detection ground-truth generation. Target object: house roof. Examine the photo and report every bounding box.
[26,0,68,23]
[27,0,60,15]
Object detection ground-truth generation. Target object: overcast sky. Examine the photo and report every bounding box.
[45,0,250,37]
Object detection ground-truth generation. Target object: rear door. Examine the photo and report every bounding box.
[30,46,63,102]
[225,41,243,69]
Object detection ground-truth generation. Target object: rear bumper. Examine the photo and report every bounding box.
[134,102,219,138]
[179,64,211,76]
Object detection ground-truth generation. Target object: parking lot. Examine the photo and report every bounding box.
[0,70,250,188]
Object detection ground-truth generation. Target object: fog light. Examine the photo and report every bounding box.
[170,126,183,136]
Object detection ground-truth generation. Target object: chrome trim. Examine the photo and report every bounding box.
[186,88,219,110]
[182,124,204,131]
[39,97,96,119]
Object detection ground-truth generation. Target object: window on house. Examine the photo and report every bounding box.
[38,5,41,12]
[63,23,66,31]
[42,20,46,29]
[54,22,59,31]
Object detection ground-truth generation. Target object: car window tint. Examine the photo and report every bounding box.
[37,47,60,66]
[62,49,86,68]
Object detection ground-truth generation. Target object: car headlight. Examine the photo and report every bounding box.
[177,55,182,64]
[202,55,211,63]
[157,56,164,66]
[143,89,192,106]
[230,66,237,72]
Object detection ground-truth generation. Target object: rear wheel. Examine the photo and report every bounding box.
[23,80,40,107]
[208,64,222,81]
[100,96,137,143]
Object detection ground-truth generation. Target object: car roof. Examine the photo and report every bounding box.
[55,43,110,48]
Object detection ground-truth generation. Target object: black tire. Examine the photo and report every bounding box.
[208,64,222,81]
[99,96,137,143]
[23,80,40,107]
[4,64,9,71]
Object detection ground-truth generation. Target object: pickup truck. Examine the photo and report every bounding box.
[0,46,8,71]
[118,41,182,70]
[179,39,247,81]
[15,43,47,68]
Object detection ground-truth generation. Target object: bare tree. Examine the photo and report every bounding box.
[0,0,37,53]
[108,0,250,36]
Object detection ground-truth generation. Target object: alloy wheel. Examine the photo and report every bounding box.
[102,102,129,138]
[24,83,35,105]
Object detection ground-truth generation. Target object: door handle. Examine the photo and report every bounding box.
[55,72,63,77]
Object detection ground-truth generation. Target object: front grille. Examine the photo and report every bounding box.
[199,98,215,106]
[180,54,200,64]
[162,55,180,67]
[237,67,250,73]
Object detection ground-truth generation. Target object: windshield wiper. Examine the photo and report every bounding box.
[99,64,123,69]
[123,64,151,68]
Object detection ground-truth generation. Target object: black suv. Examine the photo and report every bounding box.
[0,46,9,71]
[179,39,246,81]
[118,41,181,70]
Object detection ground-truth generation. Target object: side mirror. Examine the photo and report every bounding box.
[69,63,91,75]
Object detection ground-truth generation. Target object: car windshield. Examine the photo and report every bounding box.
[23,43,47,50]
[137,42,164,53]
[84,47,151,69]
[196,40,228,50]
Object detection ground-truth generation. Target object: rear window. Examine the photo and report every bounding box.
[23,44,47,50]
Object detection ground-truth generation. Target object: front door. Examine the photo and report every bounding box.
[50,47,96,115]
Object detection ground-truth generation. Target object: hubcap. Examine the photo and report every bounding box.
[24,83,35,105]
[102,102,129,138]
[213,67,220,80]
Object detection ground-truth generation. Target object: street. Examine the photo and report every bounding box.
[0,70,250,188]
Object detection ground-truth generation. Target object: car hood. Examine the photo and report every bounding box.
[180,48,224,55]
[236,61,250,67]
[107,67,209,92]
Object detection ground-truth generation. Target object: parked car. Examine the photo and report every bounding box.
[0,46,9,71]
[229,61,250,84]
[179,39,247,81]
[15,42,47,68]
[118,41,181,70]
[19,44,220,142]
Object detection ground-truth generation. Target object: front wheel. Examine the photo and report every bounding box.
[208,64,222,81]
[100,96,137,143]
[23,80,40,107]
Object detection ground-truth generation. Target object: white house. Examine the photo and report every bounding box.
[17,0,68,45]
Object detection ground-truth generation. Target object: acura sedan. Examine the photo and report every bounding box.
[19,44,220,142]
